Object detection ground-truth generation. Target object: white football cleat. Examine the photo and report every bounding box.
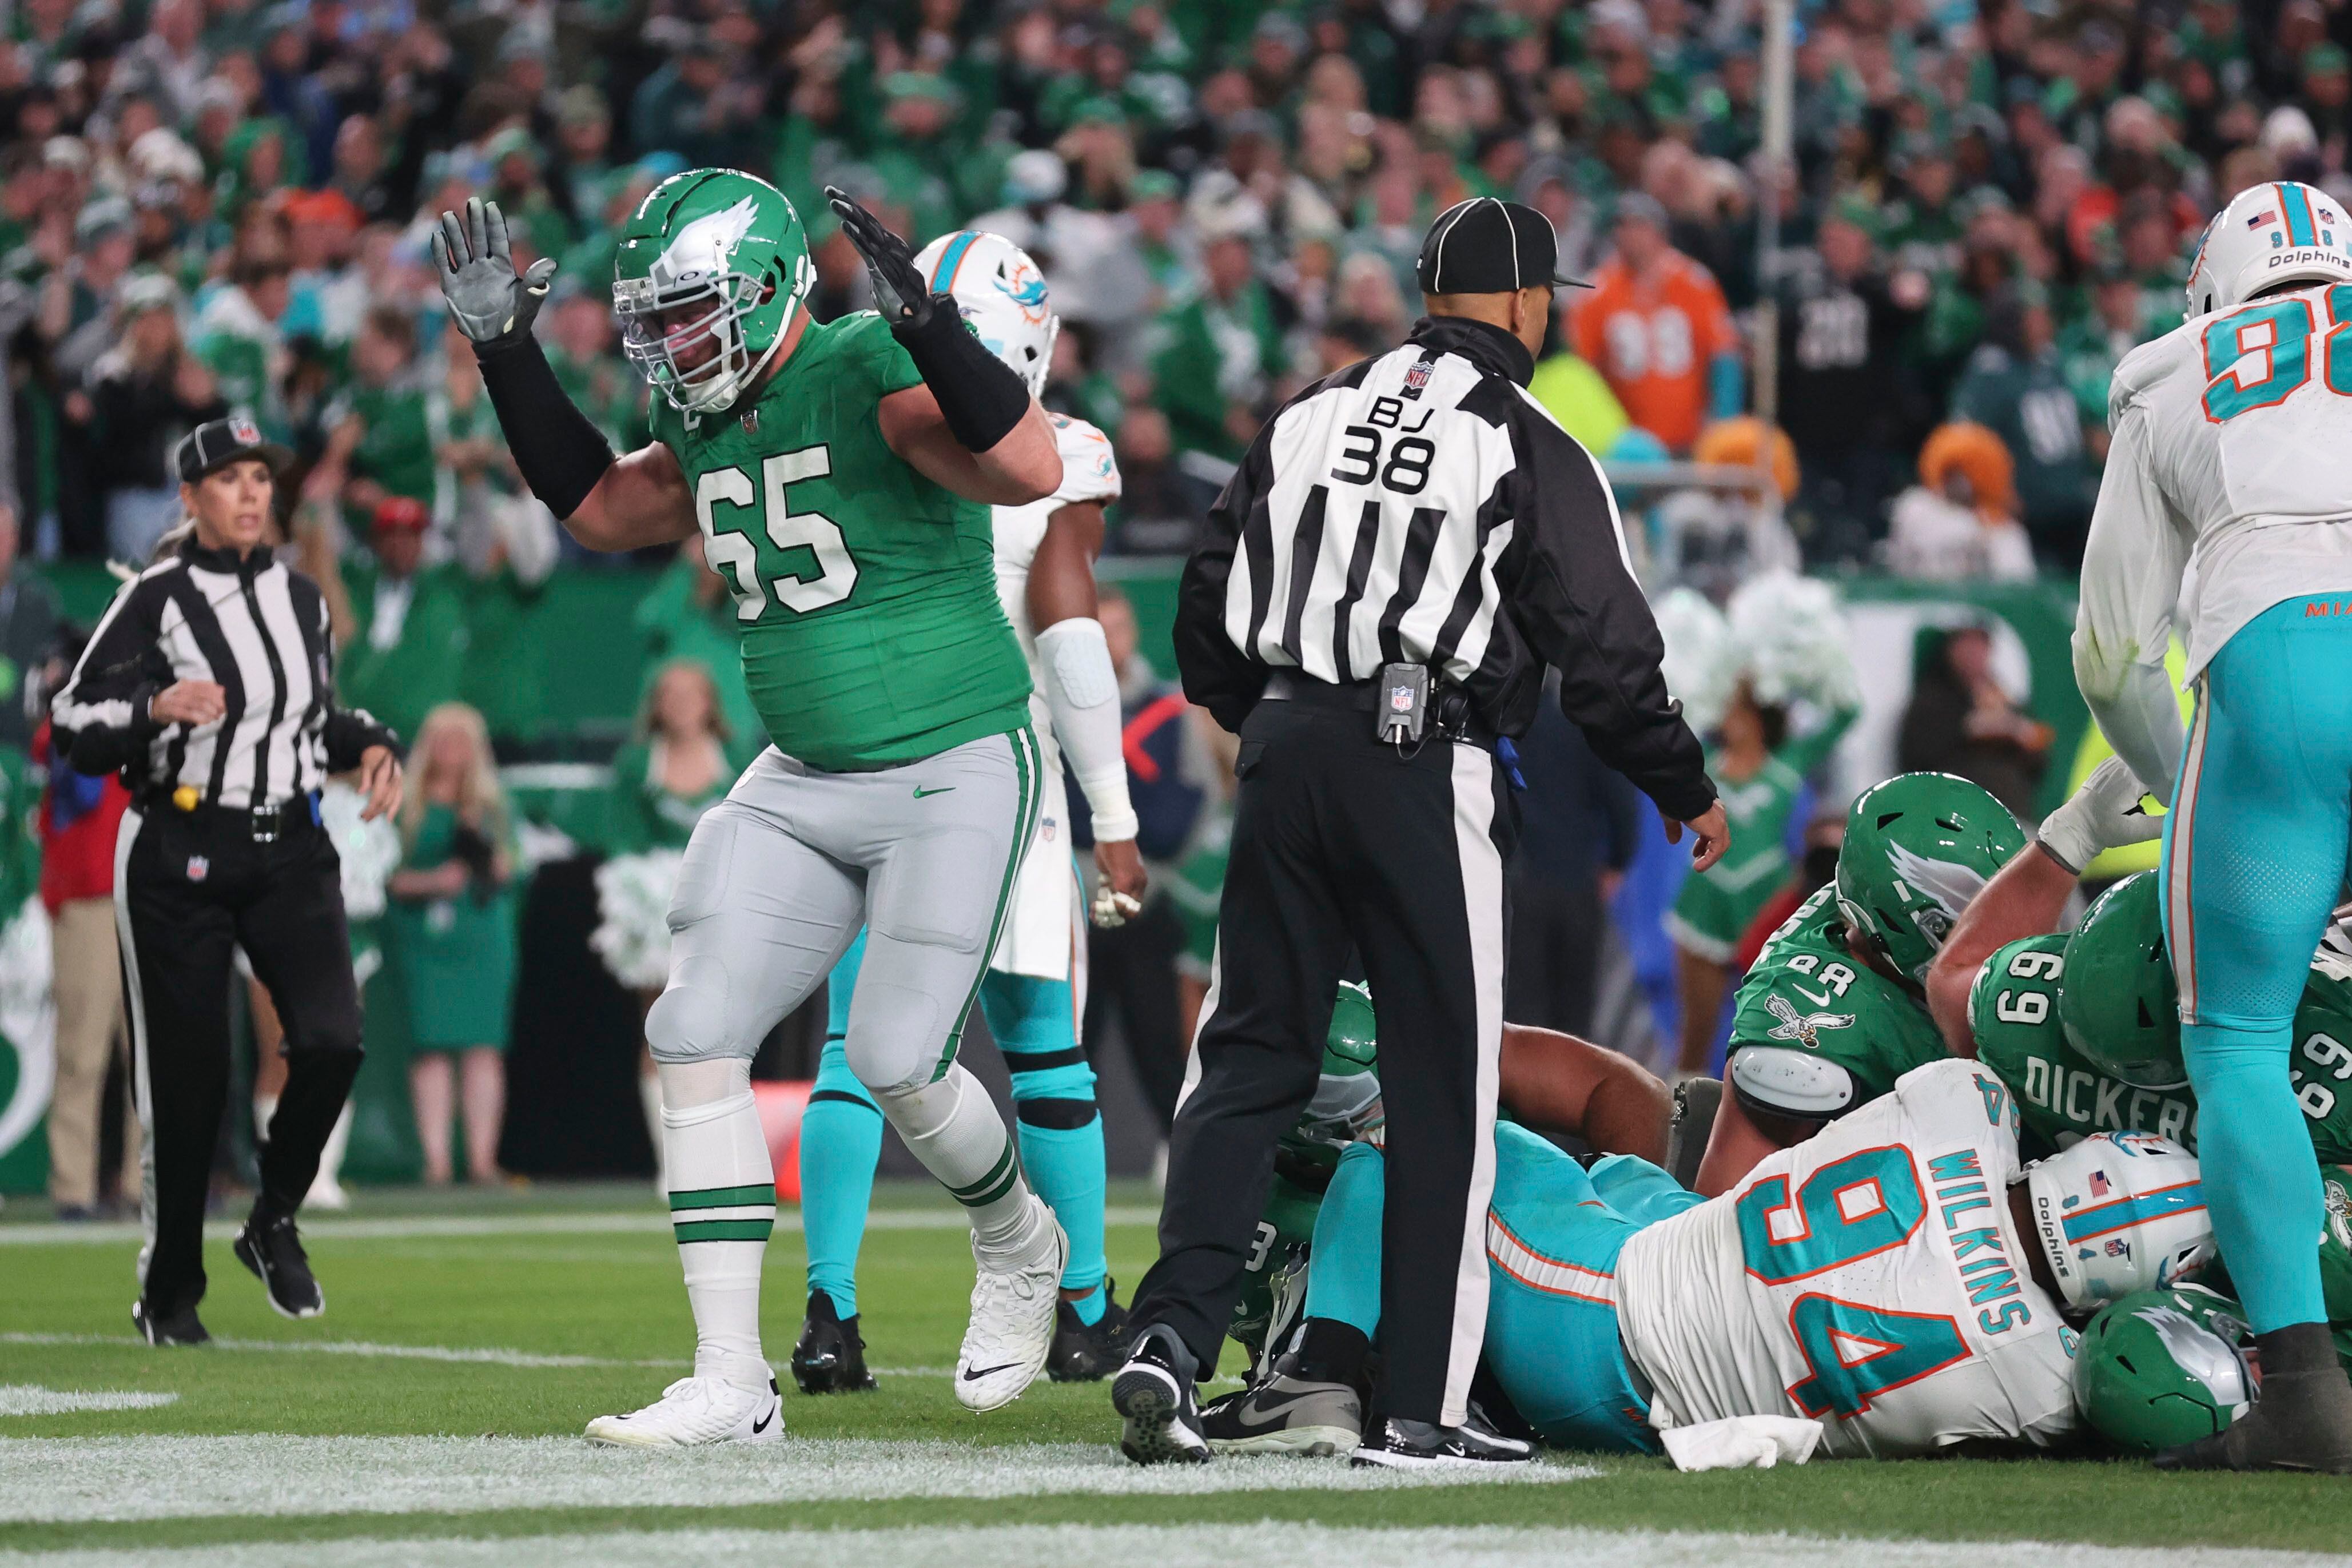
[956,1198,1068,1412]
[583,1374,783,1447]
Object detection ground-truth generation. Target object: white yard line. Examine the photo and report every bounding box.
[0,1525,2337,1568]
[0,1333,976,1378]
[0,1387,177,1416]
[0,1208,1165,1248]
[0,1436,1597,1522]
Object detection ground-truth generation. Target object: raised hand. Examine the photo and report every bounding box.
[432,196,559,352]
[823,186,932,329]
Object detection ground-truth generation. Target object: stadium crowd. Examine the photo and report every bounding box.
[6,0,2346,1205]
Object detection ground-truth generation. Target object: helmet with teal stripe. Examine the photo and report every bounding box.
[909,230,1058,395]
[612,169,812,415]
[2024,1130,2215,1312]
[2187,180,2352,318]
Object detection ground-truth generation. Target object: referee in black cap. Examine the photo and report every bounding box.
[1112,197,1726,1466]
[51,415,403,1345]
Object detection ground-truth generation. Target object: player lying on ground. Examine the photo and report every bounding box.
[1225,1058,2212,1463]
[435,178,1078,1445]
[792,233,1146,1395]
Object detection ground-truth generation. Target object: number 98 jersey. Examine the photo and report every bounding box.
[1614,1059,2079,1458]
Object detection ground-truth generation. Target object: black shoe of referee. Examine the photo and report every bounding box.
[131,1298,209,1346]
[1114,1323,1210,1464]
[1351,1410,1533,1470]
[234,1211,324,1319]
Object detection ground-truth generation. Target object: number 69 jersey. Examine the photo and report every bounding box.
[1614,1059,2079,1458]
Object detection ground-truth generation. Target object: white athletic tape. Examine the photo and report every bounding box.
[0,1523,2334,1568]
[0,1437,1598,1522]
[0,1386,178,1416]
[0,1206,1167,1247]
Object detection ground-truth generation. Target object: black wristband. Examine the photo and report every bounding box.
[892,295,1031,452]
[473,335,617,521]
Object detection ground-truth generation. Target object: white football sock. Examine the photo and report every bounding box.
[658,1058,775,1392]
[638,1071,666,1187]
[879,1064,1043,1260]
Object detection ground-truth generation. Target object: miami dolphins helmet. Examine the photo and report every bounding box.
[2075,1284,2255,1452]
[909,230,1058,395]
[2059,872,2186,1091]
[612,170,812,416]
[1835,772,2025,985]
[2186,180,2352,319]
[2024,1130,2214,1311]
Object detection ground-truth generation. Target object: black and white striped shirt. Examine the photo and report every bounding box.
[1175,314,1712,819]
[52,540,397,809]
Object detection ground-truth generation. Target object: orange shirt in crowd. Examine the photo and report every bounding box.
[1571,251,1738,452]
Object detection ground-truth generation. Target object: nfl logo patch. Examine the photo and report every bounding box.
[229,415,260,446]
[740,409,759,434]
[2104,1237,2134,1259]
[186,855,209,882]
[1389,684,1414,712]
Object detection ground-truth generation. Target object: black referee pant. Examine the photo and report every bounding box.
[117,801,364,1317]
[1129,686,1515,1427]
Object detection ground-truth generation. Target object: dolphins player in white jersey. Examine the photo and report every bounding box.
[791,233,1151,1400]
[1235,1058,2215,1463]
[2075,178,2352,1470]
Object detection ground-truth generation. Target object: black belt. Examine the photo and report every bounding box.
[1261,669,1498,746]
[142,788,317,843]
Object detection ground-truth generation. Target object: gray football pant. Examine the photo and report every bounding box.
[647,727,1042,1095]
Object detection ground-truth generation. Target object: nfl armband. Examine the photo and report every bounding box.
[1729,1046,1858,1124]
[893,295,1033,453]
[473,335,616,522]
[1037,616,1139,843]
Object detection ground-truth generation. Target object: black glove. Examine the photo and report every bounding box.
[434,197,558,356]
[825,186,935,329]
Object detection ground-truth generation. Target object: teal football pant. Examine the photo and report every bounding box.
[2163,597,2352,1333]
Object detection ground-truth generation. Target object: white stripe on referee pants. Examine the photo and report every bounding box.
[112,806,157,1287]
[1442,739,1505,1429]
[1173,930,1220,1117]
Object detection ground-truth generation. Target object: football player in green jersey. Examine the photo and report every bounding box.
[433,180,1073,1444]
[1689,771,2025,1195]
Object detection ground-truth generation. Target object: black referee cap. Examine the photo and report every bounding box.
[174,413,291,483]
[1415,197,1590,296]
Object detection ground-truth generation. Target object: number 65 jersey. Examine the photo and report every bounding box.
[1614,1059,2079,1458]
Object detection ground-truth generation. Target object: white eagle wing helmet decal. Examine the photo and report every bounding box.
[2135,1303,2253,1412]
[1885,839,1993,927]
[651,196,761,293]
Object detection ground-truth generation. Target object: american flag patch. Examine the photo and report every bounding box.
[2250,210,2280,229]
[2090,1171,2112,1196]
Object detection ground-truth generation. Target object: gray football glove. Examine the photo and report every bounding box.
[433,197,558,353]
[823,185,933,329]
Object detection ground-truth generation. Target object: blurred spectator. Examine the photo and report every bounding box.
[192,258,293,441]
[1080,587,1206,1136]
[35,686,135,1220]
[338,496,466,747]
[388,701,515,1187]
[1530,297,1631,460]
[632,532,759,763]
[1897,622,2053,822]
[604,656,735,854]
[1149,218,1280,464]
[1887,423,2037,582]
[1571,193,1741,453]
[1105,405,1217,557]
[1950,285,2099,570]
[1506,679,1645,1039]
[83,274,222,562]
[1774,198,1930,560]
[0,506,58,750]
[315,304,441,540]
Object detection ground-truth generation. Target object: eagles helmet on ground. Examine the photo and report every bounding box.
[2186,181,2352,319]
[2075,1284,2255,1452]
[2059,871,2186,1091]
[910,230,1058,396]
[1834,772,2025,985]
[613,170,813,416]
[2024,1130,2214,1311]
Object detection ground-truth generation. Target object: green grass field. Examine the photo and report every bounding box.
[3,1180,2350,1567]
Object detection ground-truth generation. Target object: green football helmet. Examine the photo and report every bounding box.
[2075,1284,2254,1453]
[2060,872,2186,1090]
[1280,982,1384,1176]
[1835,772,2025,985]
[612,169,813,416]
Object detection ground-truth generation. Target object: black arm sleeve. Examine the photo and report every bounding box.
[323,706,402,770]
[51,577,166,778]
[892,296,1033,453]
[1173,424,1277,733]
[1499,415,1716,821]
[473,334,616,521]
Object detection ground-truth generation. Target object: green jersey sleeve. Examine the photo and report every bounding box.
[2292,970,2352,1163]
[1970,935,2198,1158]
[1724,888,1948,1115]
[834,309,924,399]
